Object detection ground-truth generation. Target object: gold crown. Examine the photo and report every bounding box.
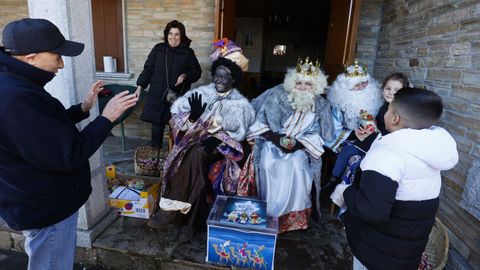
[296,57,320,76]
[344,59,368,77]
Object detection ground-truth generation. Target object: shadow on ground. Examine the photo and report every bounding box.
[0,136,352,270]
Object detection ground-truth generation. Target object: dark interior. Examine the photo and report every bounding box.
[235,0,331,99]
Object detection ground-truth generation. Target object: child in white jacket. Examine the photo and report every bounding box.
[331,87,458,270]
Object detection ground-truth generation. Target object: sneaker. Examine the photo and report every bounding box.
[178,225,195,243]
[147,210,176,229]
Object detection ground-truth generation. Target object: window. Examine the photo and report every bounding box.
[91,0,125,72]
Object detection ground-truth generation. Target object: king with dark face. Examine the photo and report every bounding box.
[214,66,234,93]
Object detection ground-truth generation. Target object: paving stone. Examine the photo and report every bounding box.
[93,216,178,259]
[91,213,351,270]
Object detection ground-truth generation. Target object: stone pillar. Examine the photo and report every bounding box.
[27,0,115,248]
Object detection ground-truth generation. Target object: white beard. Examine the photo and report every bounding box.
[288,90,317,113]
[327,75,384,130]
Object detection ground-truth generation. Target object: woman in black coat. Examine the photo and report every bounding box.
[135,20,202,147]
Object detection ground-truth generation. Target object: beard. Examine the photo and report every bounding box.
[327,74,384,130]
[288,89,317,113]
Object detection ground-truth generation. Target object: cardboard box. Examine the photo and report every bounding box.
[206,196,278,270]
[107,173,161,219]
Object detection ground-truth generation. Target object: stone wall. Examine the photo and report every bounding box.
[125,0,215,86]
[371,0,480,268]
[356,0,384,73]
[0,0,216,140]
[0,0,28,41]
[111,0,217,139]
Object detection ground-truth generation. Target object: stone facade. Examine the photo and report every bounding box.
[110,0,217,139]
[1,0,479,267]
[356,0,384,72]
[358,0,480,268]
[125,0,215,87]
[0,0,28,39]
[0,0,216,140]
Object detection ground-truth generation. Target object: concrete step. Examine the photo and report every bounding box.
[74,215,352,270]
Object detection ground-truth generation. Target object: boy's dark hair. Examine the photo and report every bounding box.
[382,72,411,89]
[391,87,443,129]
[210,57,243,88]
[163,20,191,46]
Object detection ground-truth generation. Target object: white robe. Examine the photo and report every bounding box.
[248,110,324,217]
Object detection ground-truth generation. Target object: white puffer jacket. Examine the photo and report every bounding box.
[360,126,459,201]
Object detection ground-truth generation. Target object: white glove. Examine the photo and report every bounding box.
[330,183,350,208]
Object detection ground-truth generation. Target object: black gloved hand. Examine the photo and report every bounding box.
[188,92,207,122]
[263,131,304,153]
[262,131,282,148]
[282,141,305,153]
[201,137,222,155]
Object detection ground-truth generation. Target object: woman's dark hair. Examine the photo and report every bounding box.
[382,72,411,89]
[211,57,243,88]
[163,20,191,46]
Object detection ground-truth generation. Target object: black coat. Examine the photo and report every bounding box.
[137,42,201,124]
[0,49,113,230]
[343,170,438,270]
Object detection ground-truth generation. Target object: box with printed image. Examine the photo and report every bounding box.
[206,196,278,270]
[106,166,160,219]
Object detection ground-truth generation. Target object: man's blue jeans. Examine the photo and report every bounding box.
[22,211,78,270]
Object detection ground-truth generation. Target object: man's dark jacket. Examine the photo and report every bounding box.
[0,49,113,230]
[137,42,201,124]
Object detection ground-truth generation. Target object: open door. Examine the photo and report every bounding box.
[324,0,362,83]
[214,0,236,40]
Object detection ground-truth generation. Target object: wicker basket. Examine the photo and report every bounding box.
[134,146,167,177]
[423,217,449,270]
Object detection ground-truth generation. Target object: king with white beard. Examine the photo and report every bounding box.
[247,58,334,233]
[324,60,384,152]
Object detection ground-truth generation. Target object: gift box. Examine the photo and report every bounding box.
[359,109,378,133]
[206,196,278,269]
[106,170,161,219]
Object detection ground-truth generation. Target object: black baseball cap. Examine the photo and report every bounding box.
[2,18,84,56]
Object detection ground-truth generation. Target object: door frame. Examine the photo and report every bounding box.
[324,0,362,82]
[214,0,235,40]
[213,0,362,76]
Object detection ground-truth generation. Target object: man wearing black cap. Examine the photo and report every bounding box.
[0,18,138,269]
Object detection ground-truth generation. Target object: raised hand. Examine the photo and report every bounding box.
[102,91,138,122]
[188,92,207,122]
[81,80,104,112]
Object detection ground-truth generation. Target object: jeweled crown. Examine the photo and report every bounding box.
[344,59,368,77]
[296,57,320,77]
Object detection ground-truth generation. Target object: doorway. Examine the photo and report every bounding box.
[215,0,362,99]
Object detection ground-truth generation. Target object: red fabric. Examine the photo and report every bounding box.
[278,208,312,233]
[237,153,257,197]
[208,160,224,184]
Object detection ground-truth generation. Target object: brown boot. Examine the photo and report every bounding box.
[178,225,195,243]
[147,210,176,229]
